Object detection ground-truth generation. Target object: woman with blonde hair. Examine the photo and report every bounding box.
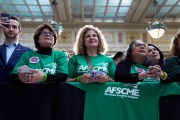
[67,25,115,83]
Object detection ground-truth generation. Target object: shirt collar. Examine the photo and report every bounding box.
[4,42,18,47]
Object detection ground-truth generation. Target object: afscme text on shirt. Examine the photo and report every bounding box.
[104,86,140,99]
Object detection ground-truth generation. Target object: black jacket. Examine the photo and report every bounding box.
[115,61,174,83]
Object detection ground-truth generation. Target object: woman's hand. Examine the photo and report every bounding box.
[75,73,114,83]
[138,71,149,80]
[66,78,76,82]
[29,69,44,83]
[95,74,114,83]
[18,73,33,83]
[148,65,163,78]
[19,69,44,84]
[79,73,92,83]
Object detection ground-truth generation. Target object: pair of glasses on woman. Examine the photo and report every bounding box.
[133,43,147,48]
[40,31,54,36]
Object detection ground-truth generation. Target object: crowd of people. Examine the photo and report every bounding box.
[0,14,180,84]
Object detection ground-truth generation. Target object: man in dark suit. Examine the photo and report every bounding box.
[0,16,32,83]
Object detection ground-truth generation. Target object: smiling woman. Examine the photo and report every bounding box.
[67,25,116,83]
[147,44,164,64]
[11,23,68,84]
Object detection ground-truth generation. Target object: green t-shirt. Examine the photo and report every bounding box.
[68,54,116,79]
[131,63,159,81]
[68,82,180,120]
[166,56,180,74]
[12,50,68,76]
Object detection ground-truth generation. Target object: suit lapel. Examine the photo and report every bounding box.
[0,44,7,65]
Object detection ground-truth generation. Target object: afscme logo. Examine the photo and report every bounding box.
[38,68,56,74]
[104,86,140,97]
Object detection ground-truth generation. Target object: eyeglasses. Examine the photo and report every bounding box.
[40,31,54,36]
[133,43,147,48]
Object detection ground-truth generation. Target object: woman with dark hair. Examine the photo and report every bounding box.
[147,44,164,64]
[115,40,168,83]
[165,29,180,81]
[112,51,124,66]
[11,23,68,84]
[147,44,174,82]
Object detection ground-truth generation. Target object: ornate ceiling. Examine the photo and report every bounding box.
[0,0,179,28]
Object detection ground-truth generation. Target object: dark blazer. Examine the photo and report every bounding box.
[0,43,32,83]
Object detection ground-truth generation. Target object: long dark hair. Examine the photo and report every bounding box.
[125,40,148,66]
[113,51,124,60]
[147,44,164,64]
[124,40,136,63]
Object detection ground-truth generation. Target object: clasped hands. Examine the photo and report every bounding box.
[18,69,44,84]
[139,65,164,80]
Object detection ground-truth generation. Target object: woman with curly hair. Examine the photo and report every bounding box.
[67,25,115,83]
[165,29,180,81]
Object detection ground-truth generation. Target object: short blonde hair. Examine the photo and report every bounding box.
[73,25,108,55]
[170,29,180,56]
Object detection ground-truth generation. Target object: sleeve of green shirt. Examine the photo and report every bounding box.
[56,51,68,74]
[68,56,76,78]
[108,57,116,79]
